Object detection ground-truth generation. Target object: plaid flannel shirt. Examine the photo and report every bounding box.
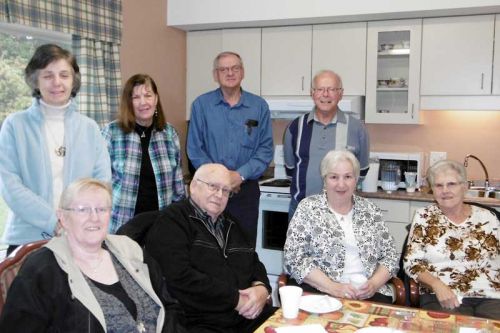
[102,121,185,233]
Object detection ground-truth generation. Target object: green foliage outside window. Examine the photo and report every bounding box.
[0,33,39,123]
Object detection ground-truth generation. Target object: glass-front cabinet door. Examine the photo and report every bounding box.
[366,19,422,124]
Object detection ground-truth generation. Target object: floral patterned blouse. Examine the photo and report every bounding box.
[283,193,399,296]
[404,203,500,298]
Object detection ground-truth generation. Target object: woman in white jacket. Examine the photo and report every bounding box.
[0,44,110,254]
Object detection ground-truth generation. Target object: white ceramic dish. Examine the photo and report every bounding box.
[298,295,342,314]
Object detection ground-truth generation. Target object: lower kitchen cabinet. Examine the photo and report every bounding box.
[371,198,411,257]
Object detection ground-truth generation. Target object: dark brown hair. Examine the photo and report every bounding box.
[24,44,81,98]
[117,74,166,133]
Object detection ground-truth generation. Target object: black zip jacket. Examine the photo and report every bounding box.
[145,199,272,331]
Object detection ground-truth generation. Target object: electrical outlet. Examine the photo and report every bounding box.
[429,151,447,167]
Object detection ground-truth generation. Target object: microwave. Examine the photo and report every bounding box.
[370,152,423,190]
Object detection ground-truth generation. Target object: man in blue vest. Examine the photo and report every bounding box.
[284,70,370,219]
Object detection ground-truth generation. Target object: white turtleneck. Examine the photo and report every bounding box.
[40,99,70,209]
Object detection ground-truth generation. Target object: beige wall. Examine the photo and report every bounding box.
[121,0,188,172]
[122,1,499,181]
[273,110,500,181]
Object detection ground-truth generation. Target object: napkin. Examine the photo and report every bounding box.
[275,324,327,333]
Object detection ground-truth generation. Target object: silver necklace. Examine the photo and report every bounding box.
[45,121,66,157]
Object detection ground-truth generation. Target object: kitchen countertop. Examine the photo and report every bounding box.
[357,189,500,207]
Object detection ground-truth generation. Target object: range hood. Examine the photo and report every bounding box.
[264,95,365,120]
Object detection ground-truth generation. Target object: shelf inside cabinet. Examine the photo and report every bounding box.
[377,87,408,91]
[378,48,410,56]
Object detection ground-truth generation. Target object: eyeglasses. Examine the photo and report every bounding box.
[312,87,343,95]
[216,65,242,74]
[432,181,464,191]
[196,179,233,198]
[63,206,111,217]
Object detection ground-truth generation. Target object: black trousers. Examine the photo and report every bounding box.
[225,179,260,248]
[420,293,500,320]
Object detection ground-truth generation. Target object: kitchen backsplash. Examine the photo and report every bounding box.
[271,110,500,180]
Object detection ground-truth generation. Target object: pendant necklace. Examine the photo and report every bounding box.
[45,121,66,157]
[140,131,146,138]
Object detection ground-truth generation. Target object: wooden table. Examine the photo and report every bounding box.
[254,297,500,332]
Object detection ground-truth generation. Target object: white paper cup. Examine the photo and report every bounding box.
[279,286,303,319]
[350,274,368,289]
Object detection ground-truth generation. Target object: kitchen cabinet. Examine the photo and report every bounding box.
[371,198,411,257]
[186,28,261,119]
[493,14,500,95]
[420,15,494,96]
[312,22,367,95]
[365,19,422,124]
[261,25,312,96]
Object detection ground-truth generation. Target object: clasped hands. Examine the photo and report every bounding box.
[235,285,269,320]
[336,280,378,300]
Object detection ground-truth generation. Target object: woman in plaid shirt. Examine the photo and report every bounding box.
[102,74,185,233]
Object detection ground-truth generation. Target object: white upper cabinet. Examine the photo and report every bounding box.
[220,29,262,95]
[312,22,367,96]
[493,14,500,95]
[365,19,422,124]
[261,25,312,96]
[420,15,494,96]
[186,28,261,119]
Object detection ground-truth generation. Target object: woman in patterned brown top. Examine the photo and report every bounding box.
[404,160,500,319]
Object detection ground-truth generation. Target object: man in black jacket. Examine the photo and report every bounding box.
[146,163,275,333]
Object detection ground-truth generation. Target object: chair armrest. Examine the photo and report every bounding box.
[389,276,406,306]
[409,278,420,307]
[278,272,288,289]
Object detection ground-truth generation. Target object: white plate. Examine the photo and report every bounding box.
[355,328,404,333]
[298,295,342,314]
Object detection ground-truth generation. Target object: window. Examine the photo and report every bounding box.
[0,23,71,250]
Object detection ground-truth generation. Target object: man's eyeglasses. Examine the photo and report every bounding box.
[312,87,343,95]
[216,65,242,74]
[62,206,111,217]
[196,179,233,198]
[432,181,464,191]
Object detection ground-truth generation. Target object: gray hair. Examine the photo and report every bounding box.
[312,70,343,89]
[59,178,112,209]
[320,150,360,181]
[25,44,81,98]
[212,51,244,71]
[426,160,467,187]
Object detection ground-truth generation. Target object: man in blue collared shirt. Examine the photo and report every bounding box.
[187,51,273,247]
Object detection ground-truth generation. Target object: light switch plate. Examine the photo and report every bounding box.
[429,151,447,167]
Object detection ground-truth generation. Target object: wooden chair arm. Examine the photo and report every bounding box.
[278,272,288,289]
[389,276,406,306]
[409,278,420,307]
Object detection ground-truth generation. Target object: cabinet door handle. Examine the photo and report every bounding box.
[481,73,484,90]
[411,104,414,118]
[381,209,389,213]
[301,76,304,91]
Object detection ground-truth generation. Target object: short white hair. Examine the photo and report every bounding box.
[320,150,360,181]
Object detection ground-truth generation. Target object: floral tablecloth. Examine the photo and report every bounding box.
[255,298,500,332]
